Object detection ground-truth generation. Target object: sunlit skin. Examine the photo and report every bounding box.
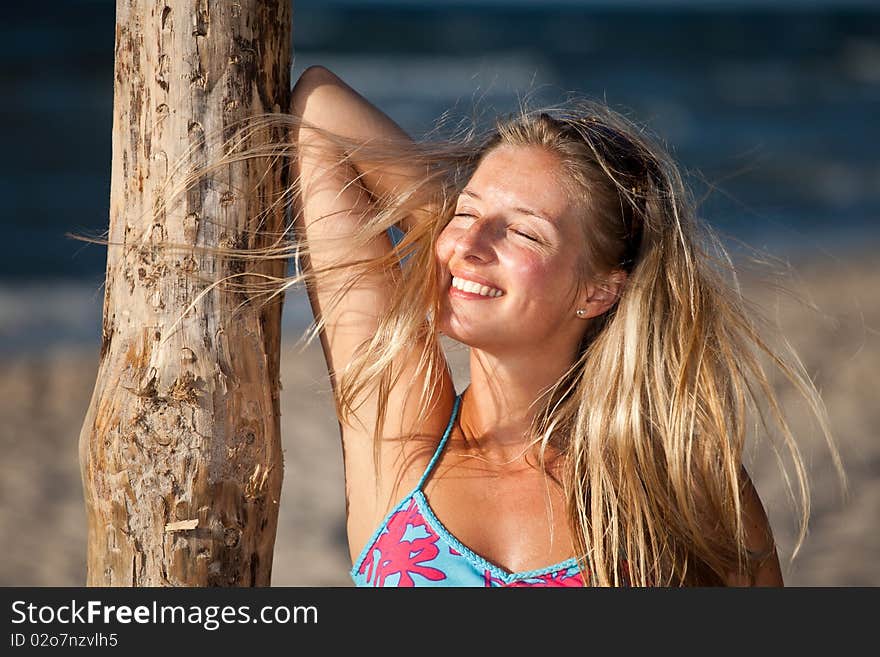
[434,144,626,465]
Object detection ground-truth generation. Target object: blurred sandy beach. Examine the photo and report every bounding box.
[0,245,876,587]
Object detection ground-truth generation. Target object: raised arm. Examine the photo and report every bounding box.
[289,66,455,563]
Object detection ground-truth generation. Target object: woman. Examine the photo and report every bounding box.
[285,65,838,587]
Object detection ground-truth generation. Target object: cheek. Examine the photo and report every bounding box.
[504,252,579,309]
[434,227,456,265]
[501,250,552,287]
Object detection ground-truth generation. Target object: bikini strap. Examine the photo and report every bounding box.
[415,392,462,492]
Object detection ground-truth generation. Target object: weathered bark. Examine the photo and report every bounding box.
[79,0,291,586]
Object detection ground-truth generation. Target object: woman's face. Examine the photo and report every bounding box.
[435,144,591,355]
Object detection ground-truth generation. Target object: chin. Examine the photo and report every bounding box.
[437,320,493,351]
[437,299,505,349]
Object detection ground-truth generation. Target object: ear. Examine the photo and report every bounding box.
[578,270,628,319]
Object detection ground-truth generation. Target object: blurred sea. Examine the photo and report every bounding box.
[1,0,878,354]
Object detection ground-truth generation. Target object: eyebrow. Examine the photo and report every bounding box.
[460,188,555,226]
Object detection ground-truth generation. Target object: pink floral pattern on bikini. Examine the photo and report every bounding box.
[357,498,447,586]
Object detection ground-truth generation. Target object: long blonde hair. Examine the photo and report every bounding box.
[75,96,846,586]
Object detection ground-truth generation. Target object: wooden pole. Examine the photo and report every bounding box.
[79,0,291,586]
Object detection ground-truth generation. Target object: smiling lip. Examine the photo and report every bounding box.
[449,285,500,301]
[448,274,505,301]
[449,270,503,292]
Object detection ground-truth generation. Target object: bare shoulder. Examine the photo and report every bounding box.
[725,466,784,587]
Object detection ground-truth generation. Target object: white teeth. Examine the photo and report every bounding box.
[451,276,502,297]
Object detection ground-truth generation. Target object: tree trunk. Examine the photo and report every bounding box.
[79,0,291,586]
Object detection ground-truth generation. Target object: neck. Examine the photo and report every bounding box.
[459,345,577,466]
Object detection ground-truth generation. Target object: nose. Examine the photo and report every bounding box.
[453,216,498,262]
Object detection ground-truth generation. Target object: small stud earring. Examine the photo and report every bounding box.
[576,309,587,318]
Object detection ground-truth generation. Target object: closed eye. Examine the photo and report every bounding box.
[512,229,539,242]
[454,214,539,242]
